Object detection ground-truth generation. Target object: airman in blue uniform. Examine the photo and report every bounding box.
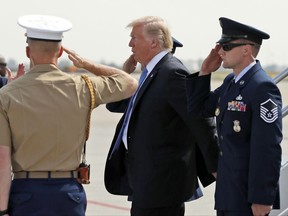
[186,17,282,216]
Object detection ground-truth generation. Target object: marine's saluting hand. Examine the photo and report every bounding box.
[63,47,85,68]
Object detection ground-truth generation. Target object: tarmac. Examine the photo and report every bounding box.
[83,80,288,216]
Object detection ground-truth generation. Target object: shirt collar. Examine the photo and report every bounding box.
[145,50,169,74]
[234,61,256,83]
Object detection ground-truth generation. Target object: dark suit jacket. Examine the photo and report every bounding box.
[0,77,8,88]
[186,61,282,211]
[104,53,219,208]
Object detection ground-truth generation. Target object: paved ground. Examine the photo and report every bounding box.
[83,80,288,216]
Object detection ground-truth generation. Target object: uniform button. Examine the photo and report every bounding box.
[219,151,223,156]
[220,135,223,140]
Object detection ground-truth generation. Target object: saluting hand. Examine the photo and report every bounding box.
[123,54,137,74]
[200,44,222,76]
[63,47,85,68]
[7,63,25,82]
[15,63,25,78]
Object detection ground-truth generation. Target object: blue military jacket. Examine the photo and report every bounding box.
[186,61,282,211]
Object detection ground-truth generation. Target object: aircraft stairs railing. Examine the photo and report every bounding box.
[273,67,288,118]
[270,68,288,216]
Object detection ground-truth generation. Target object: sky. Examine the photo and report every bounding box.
[2,0,288,69]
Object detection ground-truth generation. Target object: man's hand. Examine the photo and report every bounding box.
[15,63,25,78]
[251,203,272,216]
[0,146,11,214]
[63,47,85,68]
[123,54,137,74]
[7,63,25,82]
[200,44,222,76]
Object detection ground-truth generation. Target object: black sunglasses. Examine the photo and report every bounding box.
[0,63,7,67]
[221,43,255,51]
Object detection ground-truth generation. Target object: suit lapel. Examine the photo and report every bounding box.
[132,53,171,109]
[133,69,157,106]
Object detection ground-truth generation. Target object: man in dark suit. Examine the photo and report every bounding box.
[104,16,219,216]
[186,17,282,216]
[0,77,8,88]
[105,36,184,113]
[0,55,8,88]
[0,54,25,88]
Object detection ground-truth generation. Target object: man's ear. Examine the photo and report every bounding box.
[58,46,64,58]
[26,46,30,58]
[151,38,158,48]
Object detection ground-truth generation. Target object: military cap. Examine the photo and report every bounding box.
[171,37,183,54]
[17,15,72,42]
[0,55,7,66]
[217,17,270,45]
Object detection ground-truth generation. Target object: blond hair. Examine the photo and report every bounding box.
[127,16,173,51]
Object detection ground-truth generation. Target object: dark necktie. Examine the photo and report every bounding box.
[227,77,235,91]
[109,68,148,158]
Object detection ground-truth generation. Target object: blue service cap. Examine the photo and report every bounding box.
[171,37,183,54]
[217,17,270,45]
[18,15,72,42]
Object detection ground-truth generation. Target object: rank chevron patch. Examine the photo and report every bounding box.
[260,98,278,123]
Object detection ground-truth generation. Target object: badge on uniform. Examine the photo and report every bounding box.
[227,100,246,112]
[236,94,243,100]
[260,98,278,123]
[215,107,220,116]
[233,120,241,132]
